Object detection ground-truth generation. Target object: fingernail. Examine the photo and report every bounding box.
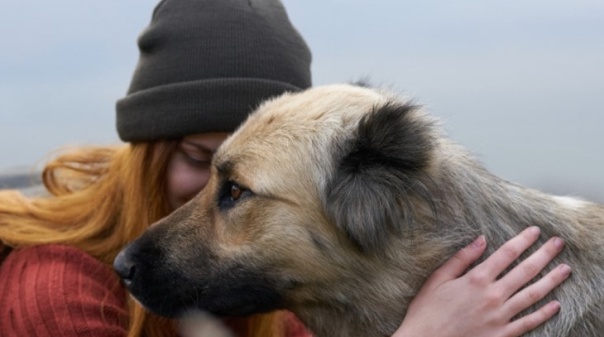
[472,235,486,248]
[558,264,571,278]
[529,226,541,236]
[549,301,561,313]
[553,237,565,249]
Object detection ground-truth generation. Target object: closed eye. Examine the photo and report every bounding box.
[218,181,253,209]
[177,141,213,168]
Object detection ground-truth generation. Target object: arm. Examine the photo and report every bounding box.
[393,226,570,337]
[0,244,129,336]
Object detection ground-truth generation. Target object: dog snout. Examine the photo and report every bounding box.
[113,249,137,287]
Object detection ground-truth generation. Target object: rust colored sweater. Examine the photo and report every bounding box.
[0,244,312,337]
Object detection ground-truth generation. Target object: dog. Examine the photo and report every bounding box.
[114,84,604,337]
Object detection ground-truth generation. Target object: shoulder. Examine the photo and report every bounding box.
[3,243,104,267]
[1,244,123,293]
[0,244,129,336]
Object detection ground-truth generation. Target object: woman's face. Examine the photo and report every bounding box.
[166,132,229,211]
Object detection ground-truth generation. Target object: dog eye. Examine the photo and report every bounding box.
[230,183,242,201]
[218,181,251,209]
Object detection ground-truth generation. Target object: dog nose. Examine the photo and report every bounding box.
[113,250,136,287]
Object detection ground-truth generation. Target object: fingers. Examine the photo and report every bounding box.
[474,226,541,280]
[498,236,566,298]
[427,235,487,284]
[179,311,235,337]
[502,301,561,337]
[504,263,571,317]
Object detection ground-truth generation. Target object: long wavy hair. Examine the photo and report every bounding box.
[0,142,286,337]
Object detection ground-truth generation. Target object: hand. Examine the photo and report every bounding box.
[178,311,234,337]
[393,226,571,337]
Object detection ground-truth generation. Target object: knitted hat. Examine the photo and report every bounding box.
[116,0,312,142]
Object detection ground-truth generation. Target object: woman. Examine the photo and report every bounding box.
[0,0,570,336]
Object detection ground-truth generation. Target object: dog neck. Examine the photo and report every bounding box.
[289,253,427,337]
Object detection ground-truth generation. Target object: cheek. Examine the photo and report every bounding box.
[166,160,210,210]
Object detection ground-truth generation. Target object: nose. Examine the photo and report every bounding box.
[113,249,137,287]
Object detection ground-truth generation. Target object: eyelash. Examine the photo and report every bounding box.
[178,147,212,168]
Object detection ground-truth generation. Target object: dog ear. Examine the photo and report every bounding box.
[324,102,436,253]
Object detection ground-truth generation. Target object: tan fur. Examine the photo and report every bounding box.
[117,84,604,337]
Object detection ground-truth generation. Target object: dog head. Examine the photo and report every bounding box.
[114,84,440,319]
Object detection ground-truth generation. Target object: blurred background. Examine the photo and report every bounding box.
[0,0,602,201]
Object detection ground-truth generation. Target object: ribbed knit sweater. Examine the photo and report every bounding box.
[0,245,128,336]
[0,244,312,337]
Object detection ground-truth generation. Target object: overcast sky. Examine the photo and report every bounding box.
[0,0,602,201]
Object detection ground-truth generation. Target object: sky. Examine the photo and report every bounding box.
[0,0,603,202]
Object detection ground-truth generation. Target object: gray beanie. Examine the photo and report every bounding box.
[116,0,312,142]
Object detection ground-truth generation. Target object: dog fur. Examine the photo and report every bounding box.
[114,84,604,337]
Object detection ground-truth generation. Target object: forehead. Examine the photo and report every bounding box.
[213,126,319,194]
[221,85,387,149]
[211,85,388,191]
[182,132,230,150]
